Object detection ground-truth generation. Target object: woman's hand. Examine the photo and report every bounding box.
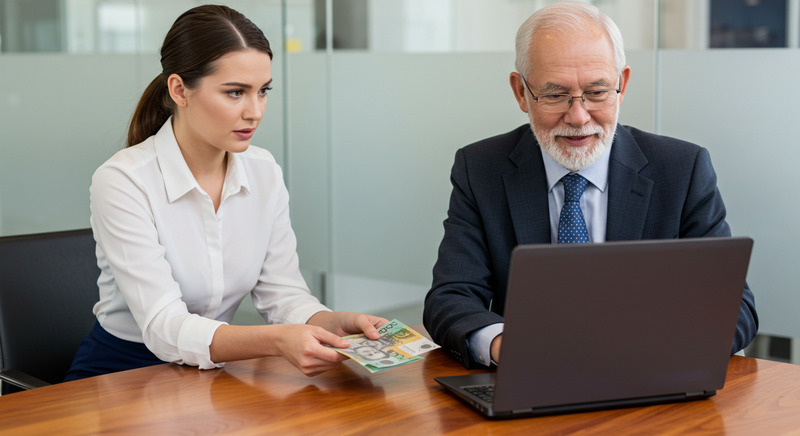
[211,323,352,377]
[268,324,352,376]
[274,312,390,376]
[307,311,390,340]
[210,312,389,377]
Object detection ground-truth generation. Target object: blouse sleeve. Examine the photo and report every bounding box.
[249,163,330,324]
[90,163,225,369]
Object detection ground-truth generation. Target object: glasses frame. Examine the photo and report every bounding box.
[522,75,622,113]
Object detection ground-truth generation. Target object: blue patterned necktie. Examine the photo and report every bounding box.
[558,173,590,244]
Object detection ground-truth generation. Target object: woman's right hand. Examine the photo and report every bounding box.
[210,323,353,376]
[268,324,352,376]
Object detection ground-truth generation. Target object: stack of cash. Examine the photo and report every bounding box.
[334,319,440,373]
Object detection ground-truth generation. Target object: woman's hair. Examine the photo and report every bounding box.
[126,5,273,148]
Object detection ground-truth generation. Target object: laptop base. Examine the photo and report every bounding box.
[435,373,715,419]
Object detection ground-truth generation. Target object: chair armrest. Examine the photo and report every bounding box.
[0,369,51,390]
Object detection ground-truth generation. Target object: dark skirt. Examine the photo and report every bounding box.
[64,321,164,382]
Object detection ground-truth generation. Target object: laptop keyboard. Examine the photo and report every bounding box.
[464,384,495,402]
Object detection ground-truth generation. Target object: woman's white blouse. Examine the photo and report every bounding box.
[90,119,329,369]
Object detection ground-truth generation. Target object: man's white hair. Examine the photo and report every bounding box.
[514,2,626,77]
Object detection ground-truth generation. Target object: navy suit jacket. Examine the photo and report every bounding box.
[423,123,758,368]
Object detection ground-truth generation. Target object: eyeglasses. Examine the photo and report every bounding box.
[522,75,621,113]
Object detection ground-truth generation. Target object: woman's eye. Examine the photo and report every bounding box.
[227,90,243,98]
[259,86,272,96]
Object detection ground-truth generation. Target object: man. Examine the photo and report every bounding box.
[422,2,758,369]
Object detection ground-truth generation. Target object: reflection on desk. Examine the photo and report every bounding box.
[1,332,799,434]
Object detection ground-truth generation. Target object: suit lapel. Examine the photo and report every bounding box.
[606,126,653,241]
[503,129,551,245]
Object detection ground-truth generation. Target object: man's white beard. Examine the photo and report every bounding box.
[531,111,618,171]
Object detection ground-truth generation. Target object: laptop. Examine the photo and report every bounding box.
[435,237,753,419]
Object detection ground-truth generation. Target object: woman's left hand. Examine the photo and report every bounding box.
[307,311,389,340]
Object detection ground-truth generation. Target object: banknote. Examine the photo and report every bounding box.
[333,319,440,373]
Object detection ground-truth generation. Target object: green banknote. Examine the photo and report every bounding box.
[334,319,440,373]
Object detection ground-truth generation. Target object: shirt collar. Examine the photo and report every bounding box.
[541,139,612,193]
[154,117,251,203]
[222,149,250,201]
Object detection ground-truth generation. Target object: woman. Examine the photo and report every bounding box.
[66,5,386,381]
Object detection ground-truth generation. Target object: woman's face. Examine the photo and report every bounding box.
[174,49,272,155]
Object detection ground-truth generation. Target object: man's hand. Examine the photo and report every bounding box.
[490,334,503,363]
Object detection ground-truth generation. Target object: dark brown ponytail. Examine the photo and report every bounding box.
[125,5,273,148]
[126,74,173,148]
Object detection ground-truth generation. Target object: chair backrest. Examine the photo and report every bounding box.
[0,229,99,392]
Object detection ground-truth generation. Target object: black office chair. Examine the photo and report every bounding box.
[0,228,99,394]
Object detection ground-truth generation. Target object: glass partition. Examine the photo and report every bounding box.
[650,0,800,360]
[284,0,657,315]
[1,0,797,360]
[0,0,285,237]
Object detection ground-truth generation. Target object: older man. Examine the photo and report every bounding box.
[423,2,758,369]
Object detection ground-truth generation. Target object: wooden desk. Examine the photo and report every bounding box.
[1,346,799,434]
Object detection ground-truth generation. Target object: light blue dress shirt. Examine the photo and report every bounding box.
[468,142,612,366]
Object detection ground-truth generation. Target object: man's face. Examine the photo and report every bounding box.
[511,23,630,171]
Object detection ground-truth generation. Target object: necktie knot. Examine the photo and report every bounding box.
[562,173,588,203]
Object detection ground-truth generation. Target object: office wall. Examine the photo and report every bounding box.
[1,1,798,343]
[658,49,800,337]
[0,54,137,234]
[0,53,285,235]
[0,0,287,237]
[285,50,654,314]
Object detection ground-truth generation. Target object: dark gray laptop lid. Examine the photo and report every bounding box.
[492,237,753,413]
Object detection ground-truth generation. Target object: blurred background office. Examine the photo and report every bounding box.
[1,0,797,363]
